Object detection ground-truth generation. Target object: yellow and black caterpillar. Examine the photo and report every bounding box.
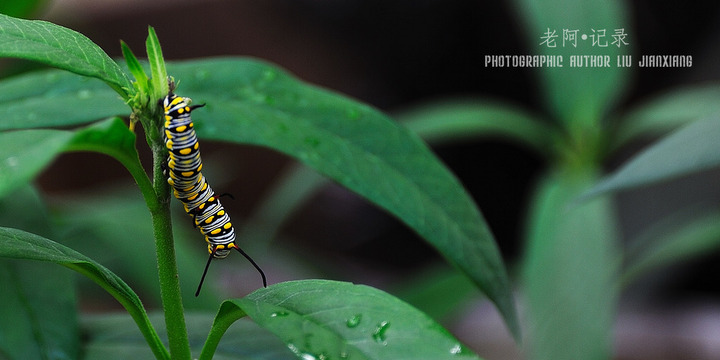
[162,87,267,296]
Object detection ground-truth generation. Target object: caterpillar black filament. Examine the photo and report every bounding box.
[162,85,267,296]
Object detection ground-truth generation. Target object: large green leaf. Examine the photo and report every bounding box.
[523,169,620,360]
[585,117,720,198]
[512,0,629,128]
[0,117,147,200]
[0,227,169,360]
[0,69,128,131]
[165,58,519,339]
[0,13,131,96]
[201,280,480,360]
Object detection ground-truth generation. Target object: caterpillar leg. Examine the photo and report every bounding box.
[230,244,268,288]
[195,252,214,297]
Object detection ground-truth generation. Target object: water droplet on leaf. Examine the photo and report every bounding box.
[270,311,289,318]
[346,314,362,328]
[372,321,390,344]
[76,89,91,99]
[5,157,18,167]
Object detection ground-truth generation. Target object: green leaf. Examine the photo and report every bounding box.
[398,98,554,156]
[523,169,620,360]
[165,58,519,339]
[585,117,720,198]
[71,118,142,167]
[0,13,131,97]
[0,227,169,360]
[0,117,147,200]
[121,40,148,91]
[0,69,128,131]
[622,209,720,287]
[0,260,77,360]
[146,26,168,101]
[613,84,720,149]
[512,0,629,128]
[201,280,480,360]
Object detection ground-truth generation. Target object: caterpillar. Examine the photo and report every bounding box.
[162,84,267,296]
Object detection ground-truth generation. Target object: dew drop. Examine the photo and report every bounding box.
[5,157,18,167]
[270,311,289,318]
[450,344,462,355]
[76,89,92,99]
[287,344,319,360]
[346,314,362,328]
[372,321,390,344]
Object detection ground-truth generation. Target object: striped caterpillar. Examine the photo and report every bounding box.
[162,84,267,296]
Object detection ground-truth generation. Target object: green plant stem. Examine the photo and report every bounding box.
[198,303,246,360]
[149,140,191,360]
